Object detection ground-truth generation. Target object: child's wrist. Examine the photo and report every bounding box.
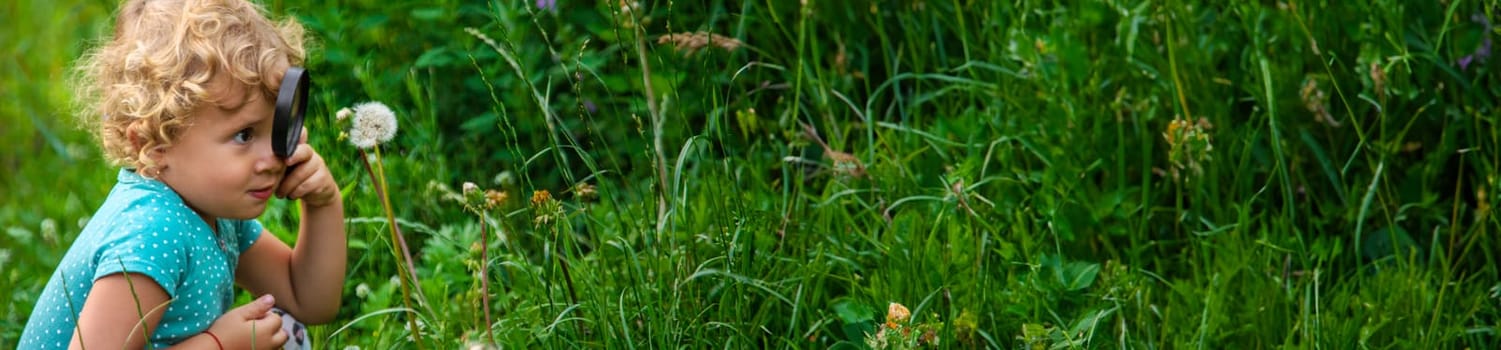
[304,192,343,209]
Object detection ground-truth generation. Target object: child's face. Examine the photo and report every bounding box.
[156,75,287,222]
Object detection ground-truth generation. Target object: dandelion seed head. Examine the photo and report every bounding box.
[357,102,398,141]
[349,101,398,149]
[349,127,378,149]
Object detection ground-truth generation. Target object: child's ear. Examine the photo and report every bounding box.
[125,121,168,163]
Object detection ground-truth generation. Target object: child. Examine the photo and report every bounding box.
[20,0,345,348]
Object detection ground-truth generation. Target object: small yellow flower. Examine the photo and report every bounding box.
[531,190,553,206]
[886,302,910,329]
[485,190,509,208]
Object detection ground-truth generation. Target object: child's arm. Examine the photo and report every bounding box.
[236,139,346,324]
[71,274,286,349]
[69,273,172,349]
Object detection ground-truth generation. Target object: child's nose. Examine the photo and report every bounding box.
[255,141,285,174]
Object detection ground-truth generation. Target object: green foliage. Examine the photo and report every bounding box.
[4,0,1500,348]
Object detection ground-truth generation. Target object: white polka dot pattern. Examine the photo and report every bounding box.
[19,169,264,348]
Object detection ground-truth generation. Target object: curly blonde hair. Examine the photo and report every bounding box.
[74,0,306,176]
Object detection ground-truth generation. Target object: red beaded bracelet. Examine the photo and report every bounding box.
[203,330,225,350]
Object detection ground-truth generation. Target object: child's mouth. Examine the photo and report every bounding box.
[250,187,273,200]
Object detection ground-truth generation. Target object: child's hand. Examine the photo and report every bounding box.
[206,294,288,350]
[277,127,340,208]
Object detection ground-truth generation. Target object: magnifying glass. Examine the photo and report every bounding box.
[273,66,310,159]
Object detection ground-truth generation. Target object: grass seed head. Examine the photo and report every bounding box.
[573,182,597,201]
[658,32,743,56]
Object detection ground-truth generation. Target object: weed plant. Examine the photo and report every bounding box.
[3,0,1499,348]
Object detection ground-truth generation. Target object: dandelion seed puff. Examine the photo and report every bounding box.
[355,102,398,142]
[349,101,398,149]
[348,124,378,149]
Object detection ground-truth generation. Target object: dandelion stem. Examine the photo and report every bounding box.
[479,212,495,344]
[359,147,425,349]
[372,146,423,293]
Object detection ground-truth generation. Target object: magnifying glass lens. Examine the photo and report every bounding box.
[273,67,310,158]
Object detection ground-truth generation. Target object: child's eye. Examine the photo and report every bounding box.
[233,128,254,144]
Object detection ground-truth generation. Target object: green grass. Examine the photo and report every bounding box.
[3,0,1499,348]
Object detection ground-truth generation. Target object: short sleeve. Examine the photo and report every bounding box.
[236,219,264,253]
[93,229,187,298]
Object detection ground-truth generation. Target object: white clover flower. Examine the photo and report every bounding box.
[335,107,353,122]
[354,283,372,299]
[349,101,398,149]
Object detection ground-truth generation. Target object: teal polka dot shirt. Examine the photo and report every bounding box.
[20,169,262,349]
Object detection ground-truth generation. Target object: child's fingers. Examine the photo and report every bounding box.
[277,163,314,198]
[233,294,276,320]
[297,168,338,205]
[285,166,328,200]
[282,143,316,168]
[269,326,291,348]
[278,153,335,202]
[252,313,287,347]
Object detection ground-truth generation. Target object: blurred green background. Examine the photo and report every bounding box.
[3,0,1499,348]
